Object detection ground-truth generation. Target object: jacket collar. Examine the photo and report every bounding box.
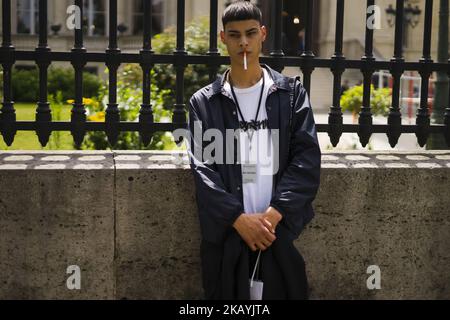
[208,64,291,99]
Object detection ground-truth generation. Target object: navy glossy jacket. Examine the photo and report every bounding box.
[187,64,321,299]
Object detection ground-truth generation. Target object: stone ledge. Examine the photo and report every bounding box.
[0,150,449,170]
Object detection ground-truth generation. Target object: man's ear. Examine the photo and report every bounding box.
[261,26,267,42]
[220,30,225,43]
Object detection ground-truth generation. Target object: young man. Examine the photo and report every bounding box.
[187,1,321,300]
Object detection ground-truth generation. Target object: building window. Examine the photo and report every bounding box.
[83,0,107,36]
[132,0,164,36]
[16,0,39,34]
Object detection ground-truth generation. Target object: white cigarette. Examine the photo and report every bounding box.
[244,51,248,70]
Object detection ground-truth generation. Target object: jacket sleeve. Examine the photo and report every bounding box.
[187,94,244,244]
[270,85,321,240]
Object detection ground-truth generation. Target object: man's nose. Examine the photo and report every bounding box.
[240,36,249,48]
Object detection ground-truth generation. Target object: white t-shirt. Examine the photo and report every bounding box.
[224,68,275,214]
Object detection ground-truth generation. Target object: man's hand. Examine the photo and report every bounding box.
[232,213,276,251]
[262,207,283,233]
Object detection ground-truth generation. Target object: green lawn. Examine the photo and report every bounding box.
[0,103,77,150]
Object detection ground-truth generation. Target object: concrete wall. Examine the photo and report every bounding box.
[1,150,450,299]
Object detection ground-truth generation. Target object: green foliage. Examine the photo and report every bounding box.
[11,66,103,103]
[47,91,65,149]
[340,85,391,116]
[81,16,227,150]
[3,17,227,150]
[151,16,227,107]
[48,67,102,102]
[80,67,177,150]
[0,103,75,150]
[11,68,39,102]
[371,87,392,116]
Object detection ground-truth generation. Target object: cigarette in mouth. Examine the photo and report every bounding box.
[244,51,248,70]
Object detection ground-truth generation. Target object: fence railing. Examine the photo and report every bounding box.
[1,0,449,148]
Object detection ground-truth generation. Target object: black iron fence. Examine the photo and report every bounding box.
[1,0,449,148]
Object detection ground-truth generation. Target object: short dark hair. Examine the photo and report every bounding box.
[222,1,262,29]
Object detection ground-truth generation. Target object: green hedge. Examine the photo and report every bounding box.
[341,84,391,117]
[11,66,103,103]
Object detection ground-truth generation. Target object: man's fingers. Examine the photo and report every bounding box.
[245,239,258,251]
[247,237,272,251]
[266,232,276,243]
[256,242,267,251]
[262,226,276,242]
[262,239,273,248]
[262,236,275,249]
[263,219,272,227]
[262,218,276,233]
[239,217,276,251]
